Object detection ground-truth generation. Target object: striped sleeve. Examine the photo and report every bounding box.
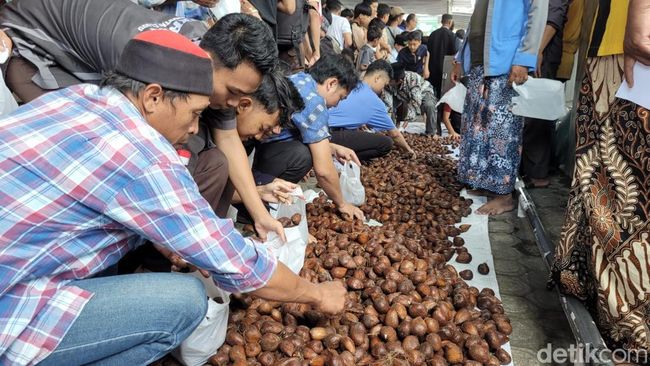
[104,162,277,293]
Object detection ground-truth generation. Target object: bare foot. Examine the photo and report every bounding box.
[476,194,515,215]
[528,177,550,188]
[467,188,496,197]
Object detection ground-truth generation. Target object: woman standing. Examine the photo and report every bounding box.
[452,0,548,215]
[551,0,650,351]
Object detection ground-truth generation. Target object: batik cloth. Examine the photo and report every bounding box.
[457,65,523,195]
[550,55,650,350]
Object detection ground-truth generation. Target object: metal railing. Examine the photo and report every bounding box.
[515,179,614,366]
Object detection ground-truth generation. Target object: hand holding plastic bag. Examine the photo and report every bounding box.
[258,230,307,274]
[511,77,567,120]
[339,161,365,206]
[264,193,309,274]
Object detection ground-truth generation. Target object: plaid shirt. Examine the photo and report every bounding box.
[0,85,276,365]
[265,72,331,144]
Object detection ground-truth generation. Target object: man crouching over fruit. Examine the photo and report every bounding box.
[0,31,345,366]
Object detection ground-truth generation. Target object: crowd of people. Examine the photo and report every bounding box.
[0,0,648,364]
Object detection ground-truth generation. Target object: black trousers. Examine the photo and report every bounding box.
[330,130,393,162]
[521,118,555,179]
[253,140,313,184]
[521,62,560,179]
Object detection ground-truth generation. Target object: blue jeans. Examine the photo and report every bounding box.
[40,273,208,366]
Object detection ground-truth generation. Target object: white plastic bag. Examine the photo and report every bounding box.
[339,161,365,206]
[436,82,467,113]
[259,229,307,274]
[511,77,567,120]
[209,0,241,19]
[172,295,229,366]
[265,195,308,274]
[272,190,308,243]
[226,205,238,223]
[0,68,18,116]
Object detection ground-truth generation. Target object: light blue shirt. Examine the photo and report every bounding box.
[328,82,395,131]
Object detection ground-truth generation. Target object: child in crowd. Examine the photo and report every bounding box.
[357,25,382,73]
[351,2,372,51]
[397,30,429,79]
[440,76,469,141]
[393,32,408,54]
[340,8,353,21]
[441,103,461,141]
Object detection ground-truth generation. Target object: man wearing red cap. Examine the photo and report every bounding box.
[0,30,345,365]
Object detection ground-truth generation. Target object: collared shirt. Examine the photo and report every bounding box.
[329,82,395,131]
[265,72,331,144]
[0,85,276,365]
[397,44,428,74]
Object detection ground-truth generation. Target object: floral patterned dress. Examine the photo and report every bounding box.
[550,54,650,351]
[456,65,523,195]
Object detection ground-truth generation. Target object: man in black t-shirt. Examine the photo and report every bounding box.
[426,14,457,99]
[426,14,457,135]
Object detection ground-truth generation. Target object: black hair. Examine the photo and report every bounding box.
[362,0,378,4]
[326,0,343,12]
[100,71,189,106]
[367,26,382,42]
[308,54,359,93]
[369,17,386,30]
[459,76,470,88]
[407,30,422,42]
[441,13,453,24]
[365,60,393,79]
[390,62,405,81]
[200,13,277,74]
[353,3,372,18]
[322,8,333,27]
[456,29,466,39]
[377,3,391,18]
[394,33,407,47]
[406,13,416,23]
[341,8,354,18]
[251,71,304,129]
[341,48,355,64]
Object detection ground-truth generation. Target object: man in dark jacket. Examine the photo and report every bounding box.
[426,14,457,99]
[521,0,570,188]
[426,14,457,135]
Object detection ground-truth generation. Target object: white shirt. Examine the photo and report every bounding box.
[327,14,351,48]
